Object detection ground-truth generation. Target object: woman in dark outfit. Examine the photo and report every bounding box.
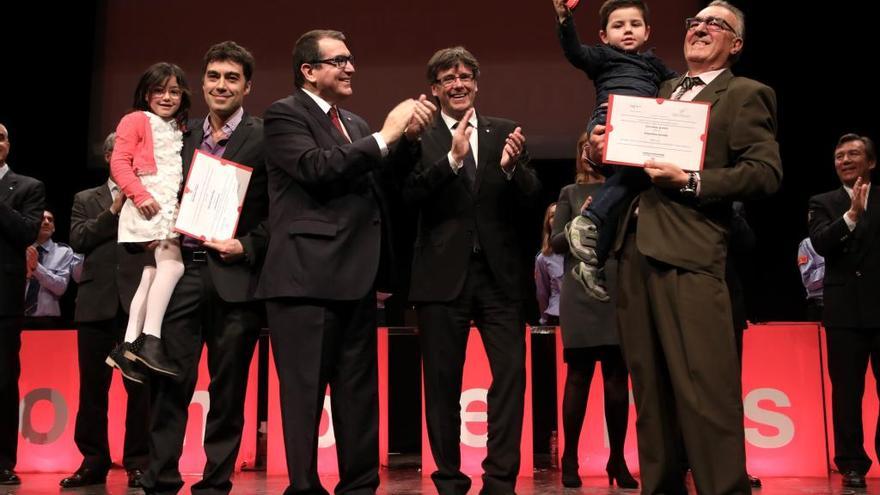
[551,132,637,489]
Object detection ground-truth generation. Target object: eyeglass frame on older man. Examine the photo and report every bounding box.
[685,16,738,35]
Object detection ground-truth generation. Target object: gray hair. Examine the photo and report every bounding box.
[708,0,745,40]
[102,132,116,155]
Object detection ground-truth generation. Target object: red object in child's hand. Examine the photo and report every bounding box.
[565,0,580,10]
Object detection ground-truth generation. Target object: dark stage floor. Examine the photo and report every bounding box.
[1,468,875,495]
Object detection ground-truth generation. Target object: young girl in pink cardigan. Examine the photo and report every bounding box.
[106,62,190,382]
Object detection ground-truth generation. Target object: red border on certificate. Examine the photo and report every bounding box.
[602,94,710,171]
[173,149,253,240]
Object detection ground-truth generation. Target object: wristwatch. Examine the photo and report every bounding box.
[680,171,700,197]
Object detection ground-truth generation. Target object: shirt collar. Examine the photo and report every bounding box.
[684,69,725,87]
[38,238,55,251]
[844,184,871,197]
[440,109,478,132]
[202,107,245,138]
[0,163,9,181]
[302,88,335,115]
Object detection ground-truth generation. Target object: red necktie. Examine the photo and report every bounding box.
[328,107,350,143]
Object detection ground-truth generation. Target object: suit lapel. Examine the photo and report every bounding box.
[693,68,732,108]
[297,89,348,146]
[832,187,852,216]
[183,119,206,178]
[94,185,112,211]
[429,114,453,155]
[0,171,18,204]
[222,114,253,161]
[336,108,361,142]
[474,113,492,194]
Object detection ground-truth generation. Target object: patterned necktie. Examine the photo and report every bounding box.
[24,245,46,316]
[673,76,704,100]
[328,107,351,143]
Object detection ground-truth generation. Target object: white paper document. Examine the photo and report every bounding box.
[174,150,252,241]
[603,94,710,172]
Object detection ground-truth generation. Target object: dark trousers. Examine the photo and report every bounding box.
[560,346,630,471]
[418,255,525,495]
[74,311,150,472]
[142,260,261,495]
[267,294,379,495]
[0,317,21,471]
[617,234,749,495]
[825,326,880,475]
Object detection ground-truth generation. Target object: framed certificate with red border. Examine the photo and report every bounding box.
[174,149,252,241]
[603,94,710,172]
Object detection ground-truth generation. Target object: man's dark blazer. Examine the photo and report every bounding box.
[182,114,269,303]
[809,185,880,328]
[0,170,45,316]
[404,112,540,303]
[69,183,150,322]
[616,69,783,277]
[256,89,410,301]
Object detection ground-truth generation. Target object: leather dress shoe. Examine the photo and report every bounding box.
[59,467,107,487]
[0,469,21,485]
[126,334,180,376]
[127,468,144,488]
[106,342,148,383]
[842,470,867,488]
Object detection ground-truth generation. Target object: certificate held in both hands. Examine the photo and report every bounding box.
[603,94,710,172]
[174,150,252,241]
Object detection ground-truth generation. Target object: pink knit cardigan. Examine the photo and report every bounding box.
[109,111,157,206]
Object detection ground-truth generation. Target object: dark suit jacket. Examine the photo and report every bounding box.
[809,185,880,328]
[616,69,782,279]
[69,183,151,322]
[0,170,45,316]
[256,89,411,301]
[404,112,540,302]
[182,114,269,303]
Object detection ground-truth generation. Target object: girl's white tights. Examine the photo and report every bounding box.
[123,239,185,343]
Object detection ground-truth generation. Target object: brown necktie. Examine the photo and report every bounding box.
[328,107,350,143]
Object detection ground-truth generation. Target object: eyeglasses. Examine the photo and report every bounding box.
[435,73,475,88]
[150,87,183,99]
[685,16,737,34]
[311,55,354,69]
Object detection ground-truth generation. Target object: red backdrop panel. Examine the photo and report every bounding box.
[553,323,829,477]
[741,323,828,477]
[17,330,258,474]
